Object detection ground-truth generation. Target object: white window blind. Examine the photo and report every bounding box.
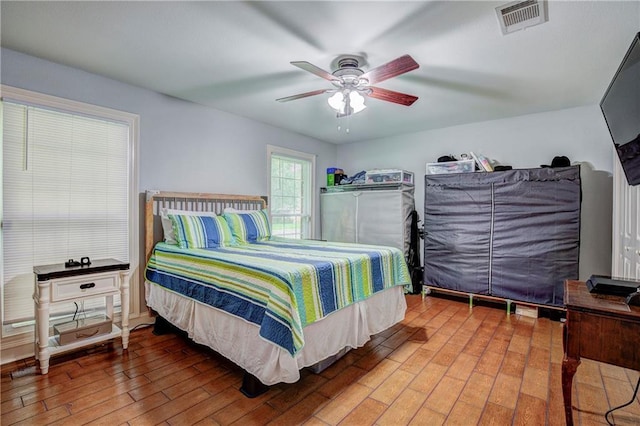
[2,100,130,326]
[268,146,315,239]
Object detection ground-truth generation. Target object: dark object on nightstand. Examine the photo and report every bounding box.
[627,291,640,306]
[64,257,91,268]
[586,274,640,296]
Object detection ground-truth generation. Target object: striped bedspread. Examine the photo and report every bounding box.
[145,237,410,355]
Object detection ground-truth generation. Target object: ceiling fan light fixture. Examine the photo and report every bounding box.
[328,90,366,116]
[349,91,366,113]
[327,91,345,113]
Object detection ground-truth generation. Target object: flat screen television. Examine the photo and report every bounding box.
[600,32,640,186]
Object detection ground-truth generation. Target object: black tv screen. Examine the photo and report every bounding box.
[600,32,640,186]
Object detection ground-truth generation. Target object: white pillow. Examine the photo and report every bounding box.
[223,207,259,214]
[160,208,216,244]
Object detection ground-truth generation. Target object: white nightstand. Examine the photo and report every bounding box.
[33,258,130,374]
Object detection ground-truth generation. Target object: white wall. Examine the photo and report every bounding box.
[336,105,614,279]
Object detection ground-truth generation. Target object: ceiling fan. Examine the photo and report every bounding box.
[276,54,420,117]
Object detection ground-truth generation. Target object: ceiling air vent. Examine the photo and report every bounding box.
[496,0,548,35]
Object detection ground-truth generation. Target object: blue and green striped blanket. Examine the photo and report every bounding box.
[145,237,410,355]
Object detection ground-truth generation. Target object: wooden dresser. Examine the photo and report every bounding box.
[562,279,640,425]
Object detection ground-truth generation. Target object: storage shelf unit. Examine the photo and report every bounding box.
[320,183,415,258]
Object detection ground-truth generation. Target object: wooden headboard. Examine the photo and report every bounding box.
[144,190,267,262]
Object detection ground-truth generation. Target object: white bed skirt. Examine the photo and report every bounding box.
[145,282,407,385]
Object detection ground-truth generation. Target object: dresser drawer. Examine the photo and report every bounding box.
[50,273,119,302]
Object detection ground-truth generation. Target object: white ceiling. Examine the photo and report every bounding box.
[1,1,639,144]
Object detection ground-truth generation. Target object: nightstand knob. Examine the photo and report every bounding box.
[79,282,95,290]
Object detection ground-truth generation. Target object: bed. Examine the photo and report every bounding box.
[144,190,409,396]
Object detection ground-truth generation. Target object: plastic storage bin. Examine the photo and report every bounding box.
[365,169,414,185]
[426,160,475,175]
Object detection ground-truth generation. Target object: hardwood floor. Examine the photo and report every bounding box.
[2,294,639,425]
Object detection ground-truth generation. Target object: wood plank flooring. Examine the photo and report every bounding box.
[2,294,639,425]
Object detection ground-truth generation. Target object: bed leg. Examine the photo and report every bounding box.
[240,373,269,398]
[152,316,172,335]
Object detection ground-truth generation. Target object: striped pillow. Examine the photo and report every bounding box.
[160,208,212,245]
[223,210,271,243]
[169,214,235,249]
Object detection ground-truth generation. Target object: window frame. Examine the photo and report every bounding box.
[267,145,316,240]
[0,85,140,340]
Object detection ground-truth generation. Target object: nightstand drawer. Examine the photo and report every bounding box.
[51,274,119,302]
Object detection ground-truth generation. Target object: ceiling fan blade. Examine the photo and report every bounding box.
[368,87,418,106]
[276,89,330,102]
[290,61,337,82]
[361,55,420,85]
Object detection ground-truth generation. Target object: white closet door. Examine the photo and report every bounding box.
[612,155,640,280]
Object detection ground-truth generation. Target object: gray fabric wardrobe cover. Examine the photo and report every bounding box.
[424,166,580,306]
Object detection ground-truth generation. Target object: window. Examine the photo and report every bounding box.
[1,86,138,336]
[267,145,315,239]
